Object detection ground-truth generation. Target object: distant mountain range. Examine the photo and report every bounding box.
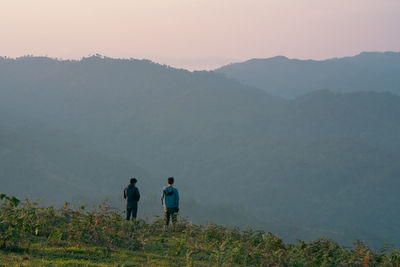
[215,52,400,98]
[1,55,399,248]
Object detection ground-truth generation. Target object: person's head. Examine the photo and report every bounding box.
[130,178,137,185]
[167,177,174,185]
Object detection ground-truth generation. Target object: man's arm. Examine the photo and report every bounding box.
[123,188,127,199]
[135,188,140,202]
[161,190,164,205]
[175,189,179,207]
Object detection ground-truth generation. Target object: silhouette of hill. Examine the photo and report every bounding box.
[1,56,399,248]
[215,52,400,98]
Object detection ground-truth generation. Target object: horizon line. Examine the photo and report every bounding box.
[1,50,399,71]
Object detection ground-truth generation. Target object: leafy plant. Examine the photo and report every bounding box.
[1,194,399,266]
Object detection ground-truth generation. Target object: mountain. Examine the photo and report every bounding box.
[0,122,151,204]
[1,56,399,248]
[215,52,400,98]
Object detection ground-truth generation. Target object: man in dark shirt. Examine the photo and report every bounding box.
[124,178,140,220]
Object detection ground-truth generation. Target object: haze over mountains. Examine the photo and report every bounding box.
[216,52,400,98]
[1,54,399,248]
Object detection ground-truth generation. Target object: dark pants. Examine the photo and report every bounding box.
[126,205,138,220]
[164,207,179,226]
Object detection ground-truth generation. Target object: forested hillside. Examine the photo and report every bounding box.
[1,56,399,248]
[216,52,400,98]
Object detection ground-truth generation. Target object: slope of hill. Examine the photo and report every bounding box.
[215,52,400,98]
[1,197,399,266]
[1,56,399,248]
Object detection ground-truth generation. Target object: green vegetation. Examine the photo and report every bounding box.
[1,195,399,266]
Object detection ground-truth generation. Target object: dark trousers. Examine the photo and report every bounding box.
[126,206,138,220]
[164,207,178,226]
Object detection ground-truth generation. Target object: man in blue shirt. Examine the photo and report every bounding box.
[161,177,179,226]
[124,178,140,220]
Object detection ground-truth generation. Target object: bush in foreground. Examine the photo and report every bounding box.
[1,194,399,266]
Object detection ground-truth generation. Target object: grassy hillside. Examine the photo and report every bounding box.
[1,195,399,267]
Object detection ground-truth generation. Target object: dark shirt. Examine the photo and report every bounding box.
[124,184,140,208]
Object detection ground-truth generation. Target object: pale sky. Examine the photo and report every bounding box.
[1,0,399,70]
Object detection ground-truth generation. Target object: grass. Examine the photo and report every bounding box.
[1,194,400,266]
[0,246,193,266]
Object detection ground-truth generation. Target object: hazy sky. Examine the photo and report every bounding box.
[1,0,399,70]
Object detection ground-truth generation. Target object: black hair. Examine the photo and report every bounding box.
[130,178,137,184]
[167,177,174,185]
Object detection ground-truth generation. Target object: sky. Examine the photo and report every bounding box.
[1,0,399,70]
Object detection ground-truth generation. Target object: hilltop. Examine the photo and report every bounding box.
[215,52,400,98]
[1,196,399,266]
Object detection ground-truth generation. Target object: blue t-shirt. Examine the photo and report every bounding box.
[161,186,179,208]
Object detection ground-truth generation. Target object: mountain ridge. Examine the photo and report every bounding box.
[215,51,400,98]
